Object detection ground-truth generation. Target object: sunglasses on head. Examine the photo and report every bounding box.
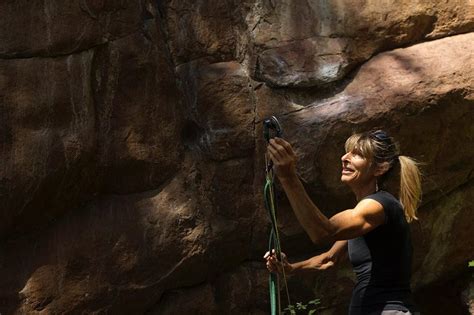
[370,130,390,142]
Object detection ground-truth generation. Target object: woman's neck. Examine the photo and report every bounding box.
[352,180,378,201]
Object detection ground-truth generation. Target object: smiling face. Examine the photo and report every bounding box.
[340,149,375,187]
[341,131,400,198]
[341,133,378,189]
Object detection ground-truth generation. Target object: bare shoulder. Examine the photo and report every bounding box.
[353,198,385,223]
[328,195,387,240]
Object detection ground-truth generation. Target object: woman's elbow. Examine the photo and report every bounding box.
[309,232,337,246]
[306,223,338,245]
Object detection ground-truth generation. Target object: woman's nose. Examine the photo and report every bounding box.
[341,152,350,162]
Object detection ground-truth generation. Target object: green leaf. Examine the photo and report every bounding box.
[308,299,321,305]
[296,302,306,310]
[284,298,322,314]
[469,260,474,267]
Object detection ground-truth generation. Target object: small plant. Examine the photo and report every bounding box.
[283,298,321,315]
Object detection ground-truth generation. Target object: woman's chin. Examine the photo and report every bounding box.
[341,175,350,182]
[341,175,355,185]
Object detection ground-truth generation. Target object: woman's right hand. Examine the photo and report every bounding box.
[266,138,298,181]
[264,250,293,274]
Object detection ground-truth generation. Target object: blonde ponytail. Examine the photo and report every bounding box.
[398,155,422,222]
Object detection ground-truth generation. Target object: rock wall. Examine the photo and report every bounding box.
[0,1,473,314]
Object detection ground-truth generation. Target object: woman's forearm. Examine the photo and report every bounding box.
[290,241,348,274]
[279,174,336,244]
[290,258,319,274]
[327,240,348,263]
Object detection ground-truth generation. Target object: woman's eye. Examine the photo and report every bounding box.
[351,151,365,159]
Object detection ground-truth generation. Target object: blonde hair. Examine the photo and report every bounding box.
[345,130,422,222]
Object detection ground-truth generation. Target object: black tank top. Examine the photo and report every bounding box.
[348,190,416,315]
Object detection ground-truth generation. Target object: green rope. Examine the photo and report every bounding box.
[265,171,291,315]
[263,115,289,314]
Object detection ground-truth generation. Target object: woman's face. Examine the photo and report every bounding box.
[340,148,375,187]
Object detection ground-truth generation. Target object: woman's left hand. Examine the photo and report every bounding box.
[266,137,298,180]
[264,250,293,274]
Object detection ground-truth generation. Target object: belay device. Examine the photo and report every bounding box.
[263,116,291,315]
[263,116,283,143]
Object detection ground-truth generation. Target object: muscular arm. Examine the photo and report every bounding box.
[278,174,334,243]
[265,240,348,275]
[279,174,385,244]
[290,240,348,274]
[267,137,385,244]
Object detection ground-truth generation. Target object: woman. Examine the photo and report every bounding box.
[264,130,422,315]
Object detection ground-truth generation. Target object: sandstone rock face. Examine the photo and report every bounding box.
[162,0,247,65]
[411,181,474,315]
[249,0,474,87]
[0,1,184,237]
[0,51,97,237]
[177,60,255,161]
[93,29,184,193]
[1,1,473,314]
[0,0,144,58]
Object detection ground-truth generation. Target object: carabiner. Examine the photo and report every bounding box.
[263,116,283,143]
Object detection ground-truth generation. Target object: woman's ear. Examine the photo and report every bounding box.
[375,162,390,176]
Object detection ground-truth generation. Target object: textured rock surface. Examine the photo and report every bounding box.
[0,1,184,237]
[249,0,474,87]
[0,0,144,58]
[162,0,247,65]
[93,29,184,193]
[412,181,474,315]
[177,60,255,161]
[0,1,473,314]
[0,51,97,237]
